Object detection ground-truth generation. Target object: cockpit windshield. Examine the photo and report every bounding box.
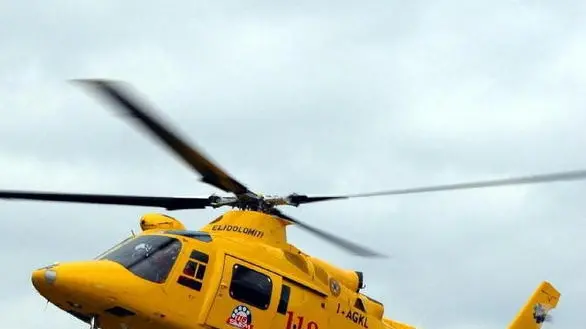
[98,235,182,284]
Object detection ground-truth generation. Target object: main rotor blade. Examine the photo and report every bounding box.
[0,190,212,210]
[289,169,586,205]
[270,209,386,258]
[73,79,252,196]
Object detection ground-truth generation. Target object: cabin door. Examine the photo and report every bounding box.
[205,255,282,329]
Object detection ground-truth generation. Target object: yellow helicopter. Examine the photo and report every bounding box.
[2,80,575,329]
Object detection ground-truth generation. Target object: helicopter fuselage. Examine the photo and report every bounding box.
[2,78,573,329]
[31,210,414,329]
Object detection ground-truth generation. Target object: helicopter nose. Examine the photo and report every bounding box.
[31,266,58,292]
[32,263,95,308]
[31,261,137,313]
[30,260,175,328]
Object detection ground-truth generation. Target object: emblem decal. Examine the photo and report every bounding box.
[226,305,253,329]
[329,278,341,296]
[532,303,549,324]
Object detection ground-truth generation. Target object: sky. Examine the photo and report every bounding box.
[1,0,585,328]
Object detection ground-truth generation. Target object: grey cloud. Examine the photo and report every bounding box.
[2,0,586,328]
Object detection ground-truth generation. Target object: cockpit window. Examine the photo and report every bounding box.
[98,235,182,284]
[93,236,134,260]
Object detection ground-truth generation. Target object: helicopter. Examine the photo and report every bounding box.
[2,79,575,329]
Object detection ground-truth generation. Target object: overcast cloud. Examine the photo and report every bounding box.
[1,1,585,328]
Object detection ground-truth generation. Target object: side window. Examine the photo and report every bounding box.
[230,264,272,310]
[277,284,291,315]
[177,250,209,291]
